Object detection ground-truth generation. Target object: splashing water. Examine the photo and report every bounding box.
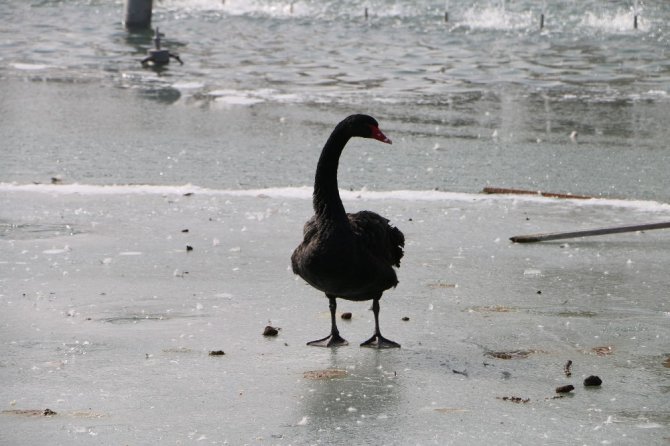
[581,8,643,32]
[460,5,533,30]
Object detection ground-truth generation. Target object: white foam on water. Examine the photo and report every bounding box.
[172,82,205,91]
[580,9,643,33]
[207,88,301,106]
[160,0,307,17]
[11,63,50,71]
[213,95,264,106]
[159,0,225,12]
[461,6,533,31]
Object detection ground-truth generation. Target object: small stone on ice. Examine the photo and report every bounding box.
[263,326,279,336]
[555,384,575,393]
[584,375,602,387]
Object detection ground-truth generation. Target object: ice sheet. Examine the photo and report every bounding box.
[1,187,669,444]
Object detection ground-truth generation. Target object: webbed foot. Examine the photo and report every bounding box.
[307,333,349,348]
[360,334,400,349]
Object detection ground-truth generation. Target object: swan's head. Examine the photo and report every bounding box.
[343,114,392,144]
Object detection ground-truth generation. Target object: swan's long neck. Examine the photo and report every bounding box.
[313,127,349,223]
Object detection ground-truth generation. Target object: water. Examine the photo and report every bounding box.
[2,0,670,199]
[1,0,670,444]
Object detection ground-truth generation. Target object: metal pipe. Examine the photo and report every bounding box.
[124,0,153,30]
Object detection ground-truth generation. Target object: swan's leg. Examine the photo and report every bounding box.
[361,297,400,349]
[307,295,349,347]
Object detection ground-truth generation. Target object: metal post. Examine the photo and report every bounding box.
[124,0,153,30]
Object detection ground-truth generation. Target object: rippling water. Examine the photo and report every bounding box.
[1,0,669,200]
[4,0,668,100]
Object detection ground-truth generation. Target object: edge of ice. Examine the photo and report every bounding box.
[1,182,669,212]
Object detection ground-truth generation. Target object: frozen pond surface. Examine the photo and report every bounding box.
[1,186,669,445]
[2,0,670,443]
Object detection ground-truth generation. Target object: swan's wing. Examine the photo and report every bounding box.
[301,215,318,239]
[348,211,405,267]
[291,216,317,274]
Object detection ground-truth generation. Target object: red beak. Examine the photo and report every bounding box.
[370,125,392,144]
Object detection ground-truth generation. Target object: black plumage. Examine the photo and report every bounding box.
[291,114,404,348]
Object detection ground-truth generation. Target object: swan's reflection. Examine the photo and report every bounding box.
[292,349,404,442]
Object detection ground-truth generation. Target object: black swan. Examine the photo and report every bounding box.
[291,114,405,349]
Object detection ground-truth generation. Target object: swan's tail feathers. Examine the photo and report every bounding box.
[390,225,405,267]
